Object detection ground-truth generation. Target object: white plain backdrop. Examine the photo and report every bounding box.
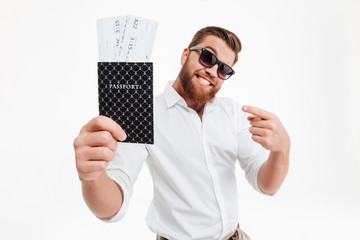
[1,0,359,239]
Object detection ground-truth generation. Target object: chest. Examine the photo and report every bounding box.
[150,105,238,169]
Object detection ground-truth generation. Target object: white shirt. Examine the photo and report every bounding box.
[104,81,268,240]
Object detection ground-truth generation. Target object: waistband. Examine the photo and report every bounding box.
[157,224,241,240]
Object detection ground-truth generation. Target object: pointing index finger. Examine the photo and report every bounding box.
[242,105,274,120]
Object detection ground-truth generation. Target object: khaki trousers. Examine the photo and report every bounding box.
[157,225,251,240]
[222,224,251,240]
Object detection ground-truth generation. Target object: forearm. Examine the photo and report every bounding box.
[257,150,289,196]
[81,171,123,219]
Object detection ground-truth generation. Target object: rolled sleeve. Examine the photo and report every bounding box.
[100,142,148,222]
[237,137,268,193]
[233,102,269,193]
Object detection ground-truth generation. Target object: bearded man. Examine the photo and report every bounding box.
[74,26,290,240]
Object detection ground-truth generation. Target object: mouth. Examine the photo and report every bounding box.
[196,74,213,87]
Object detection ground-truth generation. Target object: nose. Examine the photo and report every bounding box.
[205,64,218,78]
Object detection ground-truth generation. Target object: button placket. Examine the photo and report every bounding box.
[201,108,227,237]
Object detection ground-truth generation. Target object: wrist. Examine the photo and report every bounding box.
[269,148,290,163]
[271,139,291,156]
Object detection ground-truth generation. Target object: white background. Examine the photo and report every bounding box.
[1,0,359,239]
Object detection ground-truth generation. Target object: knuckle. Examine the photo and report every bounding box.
[75,148,86,164]
[268,122,275,130]
[92,115,108,129]
[111,141,119,151]
[92,162,106,173]
[73,136,82,149]
[262,130,268,137]
[99,131,113,144]
[100,161,108,170]
[93,116,103,127]
[263,138,270,146]
[101,148,113,161]
[252,135,262,144]
[75,160,85,172]
[264,129,271,137]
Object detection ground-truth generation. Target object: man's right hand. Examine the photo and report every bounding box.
[73,116,127,182]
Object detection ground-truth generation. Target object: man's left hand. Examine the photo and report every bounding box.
[242,105,290,153]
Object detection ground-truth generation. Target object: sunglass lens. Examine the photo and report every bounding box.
[200,50,216,67]
[218,64,233,80]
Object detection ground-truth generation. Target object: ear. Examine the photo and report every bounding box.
[180,48,189,66]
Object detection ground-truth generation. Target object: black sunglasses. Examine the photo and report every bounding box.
[189,46,235,80]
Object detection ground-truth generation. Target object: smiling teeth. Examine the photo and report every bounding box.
[198,76,210,86]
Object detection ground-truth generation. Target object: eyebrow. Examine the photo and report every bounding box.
[204,46,217,55]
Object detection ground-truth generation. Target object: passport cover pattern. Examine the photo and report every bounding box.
[98,62,154,144]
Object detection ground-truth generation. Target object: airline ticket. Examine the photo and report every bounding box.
[97,15,158,62]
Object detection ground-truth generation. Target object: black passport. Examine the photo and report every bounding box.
[98,62,154,144]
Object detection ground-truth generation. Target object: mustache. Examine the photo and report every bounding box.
[194,70,216,85]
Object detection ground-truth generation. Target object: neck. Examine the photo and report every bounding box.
[172,78,206,119]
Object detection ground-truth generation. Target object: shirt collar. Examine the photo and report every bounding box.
[163,80,217,110]
[164,81,187,108]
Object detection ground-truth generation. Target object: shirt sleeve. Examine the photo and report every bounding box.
[100,142,149,222]
[232,101,269,193]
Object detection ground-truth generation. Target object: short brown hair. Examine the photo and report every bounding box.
[188,26,242,65]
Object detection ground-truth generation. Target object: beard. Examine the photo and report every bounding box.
[179,59,221,104]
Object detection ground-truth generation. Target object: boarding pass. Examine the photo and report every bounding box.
[97,15,158,62]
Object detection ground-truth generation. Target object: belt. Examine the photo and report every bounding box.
[157,225,240,240]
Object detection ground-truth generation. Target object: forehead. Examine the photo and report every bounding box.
[195,35,236,66]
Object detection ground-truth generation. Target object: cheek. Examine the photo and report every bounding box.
[181,55,187,66]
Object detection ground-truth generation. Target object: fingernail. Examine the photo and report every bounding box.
[243,106,247,111]
[119,131,127,141]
